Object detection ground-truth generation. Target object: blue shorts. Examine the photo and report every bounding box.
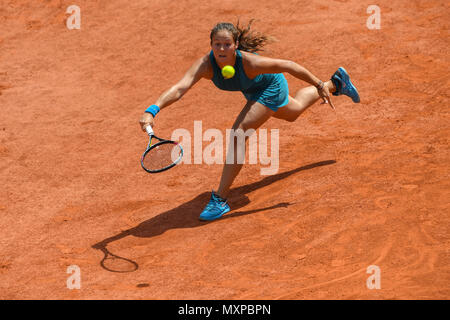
[243,73,290,111]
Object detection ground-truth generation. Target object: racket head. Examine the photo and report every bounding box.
[141,140,184,173]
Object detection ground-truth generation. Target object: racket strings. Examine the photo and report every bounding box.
[142,142,182,171]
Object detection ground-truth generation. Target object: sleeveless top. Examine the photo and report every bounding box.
[209,49,290,110]
[209,50,274,93]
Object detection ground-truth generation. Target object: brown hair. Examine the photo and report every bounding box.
[210,19,273,53]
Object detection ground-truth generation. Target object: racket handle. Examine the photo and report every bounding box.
[145,125,154,136]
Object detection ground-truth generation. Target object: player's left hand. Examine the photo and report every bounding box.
[318,86,335,110]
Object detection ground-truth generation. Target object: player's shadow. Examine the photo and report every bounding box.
[92,160,336,272]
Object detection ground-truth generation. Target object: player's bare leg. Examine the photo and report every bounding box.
[273,80,336,122]
[216,100,274,199]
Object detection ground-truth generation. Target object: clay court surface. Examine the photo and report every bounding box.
[0,0,449,299]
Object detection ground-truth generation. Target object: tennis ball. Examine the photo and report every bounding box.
[221,65,235,79]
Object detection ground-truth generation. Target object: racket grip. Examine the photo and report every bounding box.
[145,125,154,136]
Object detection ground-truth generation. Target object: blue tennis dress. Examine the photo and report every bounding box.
[209,50,289,111]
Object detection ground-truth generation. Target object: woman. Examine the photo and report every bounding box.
[139,21,360,221]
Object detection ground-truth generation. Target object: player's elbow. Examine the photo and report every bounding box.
[172,84,189,100]
[283,60,299,74]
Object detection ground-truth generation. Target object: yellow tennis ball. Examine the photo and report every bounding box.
[221,65,235,79]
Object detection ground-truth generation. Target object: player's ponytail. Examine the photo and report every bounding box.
[210,19,273,53]
[235,19,273,53]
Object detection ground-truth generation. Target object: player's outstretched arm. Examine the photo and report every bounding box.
[140,55,210,131]
[155,54,210,109]
[243,53,334,107]
[245,53,322,87]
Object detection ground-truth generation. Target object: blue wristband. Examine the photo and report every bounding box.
[145,104,160,117]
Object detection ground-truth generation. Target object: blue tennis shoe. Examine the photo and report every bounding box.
[331,67,360,103]
[199,191,230,221]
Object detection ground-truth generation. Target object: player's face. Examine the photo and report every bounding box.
[211,30,238,66]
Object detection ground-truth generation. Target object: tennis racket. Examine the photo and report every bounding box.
[141,125,183,173]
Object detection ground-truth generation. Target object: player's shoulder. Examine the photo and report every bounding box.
[240,50,266,64]
[195,53,213,79]
[196,53,212,67]
[201,52,211,61]
[240,50,258,60]
[240,50,267,70]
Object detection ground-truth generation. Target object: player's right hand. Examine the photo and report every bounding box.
[139,112,155,132]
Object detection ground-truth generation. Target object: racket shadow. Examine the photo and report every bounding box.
[92,160,336,272]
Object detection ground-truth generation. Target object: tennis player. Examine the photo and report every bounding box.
[139,21,360,221]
